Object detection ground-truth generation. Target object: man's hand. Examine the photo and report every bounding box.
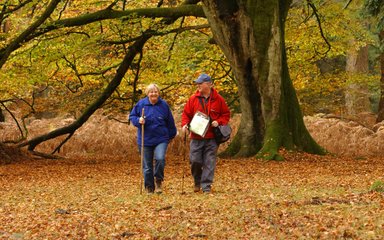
[139,117,145,125]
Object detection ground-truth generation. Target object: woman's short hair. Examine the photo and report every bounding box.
[145,83,160,95]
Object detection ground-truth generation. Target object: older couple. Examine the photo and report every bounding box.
[129,74,230,194]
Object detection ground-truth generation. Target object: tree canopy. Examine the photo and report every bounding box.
[0,0,382,159]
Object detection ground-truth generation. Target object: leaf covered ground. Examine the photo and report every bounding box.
[1,150,383,239]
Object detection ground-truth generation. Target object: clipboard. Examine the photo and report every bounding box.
[189,111,210,137]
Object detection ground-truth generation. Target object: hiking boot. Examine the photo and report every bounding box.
[194,185,200,193]
[155,179,162,194]
[203,189,211,194]
[202,185,211,194]
[146,187,154,194]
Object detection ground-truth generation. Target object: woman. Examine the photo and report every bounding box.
[129,83,177,193]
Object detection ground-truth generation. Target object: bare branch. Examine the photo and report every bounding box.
[107,0,120,10]
[30,150,62,159]
[63,55,84,92]
[167,16,185,62]
[157,0,164,8]
[1,102,25,140]
[306,0,331,56]
[58,0,71,20]
[343,0,353,10]
[52,132,73,154]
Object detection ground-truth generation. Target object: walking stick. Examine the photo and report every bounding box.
[140,108,145,194]
[181,130,187,194]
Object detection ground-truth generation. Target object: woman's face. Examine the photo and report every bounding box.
[147,88,159,104]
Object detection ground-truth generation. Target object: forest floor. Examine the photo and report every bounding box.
[1,149,383,239]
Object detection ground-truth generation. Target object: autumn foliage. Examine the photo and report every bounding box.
[1,112,384,239]
[1,1,384,236]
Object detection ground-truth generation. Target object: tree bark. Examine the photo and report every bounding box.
[0,107,4,122]
[202,0,325,159]
[345,44,370,115]
[377,30,384,123]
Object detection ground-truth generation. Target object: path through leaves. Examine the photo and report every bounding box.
[1,151,383,239]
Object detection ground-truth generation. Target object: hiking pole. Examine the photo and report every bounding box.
[181,130,187,194]
[140,108,145,194]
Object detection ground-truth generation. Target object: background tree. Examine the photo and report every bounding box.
[286,0,376,117]
[202,0,325,159]
[363,0,384,122]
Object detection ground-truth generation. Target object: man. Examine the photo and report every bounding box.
[181,73,230,193]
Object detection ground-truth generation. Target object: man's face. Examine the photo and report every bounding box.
[197,82,211,95]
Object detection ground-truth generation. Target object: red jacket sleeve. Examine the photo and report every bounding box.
[216,95,230,126]
[181,96,195,127]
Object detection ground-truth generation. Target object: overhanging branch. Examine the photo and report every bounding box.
[306,0,331,56]
[0,0,61,69]
[18,31,152,151]
[0,4,204,71]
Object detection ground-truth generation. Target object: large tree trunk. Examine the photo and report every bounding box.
[202,0,325,160]
[377,30,384,123]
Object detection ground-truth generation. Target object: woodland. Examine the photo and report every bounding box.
[1,0,384,239]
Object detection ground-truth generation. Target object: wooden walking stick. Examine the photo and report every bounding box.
[140,108,145,194]
[181,130,187,194]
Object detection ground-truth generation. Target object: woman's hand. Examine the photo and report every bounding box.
[139,117,145,124]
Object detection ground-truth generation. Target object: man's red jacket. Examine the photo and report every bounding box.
[182,88,230,139]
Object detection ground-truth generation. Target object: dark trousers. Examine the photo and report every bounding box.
[189,139,218,192]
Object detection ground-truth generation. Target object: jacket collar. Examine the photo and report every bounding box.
[195,88,217,99]
[144,96,162,105]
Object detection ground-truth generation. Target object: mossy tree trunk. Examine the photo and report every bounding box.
[202,0,325,160]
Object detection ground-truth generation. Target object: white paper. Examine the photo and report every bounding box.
[189,111,210,137]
